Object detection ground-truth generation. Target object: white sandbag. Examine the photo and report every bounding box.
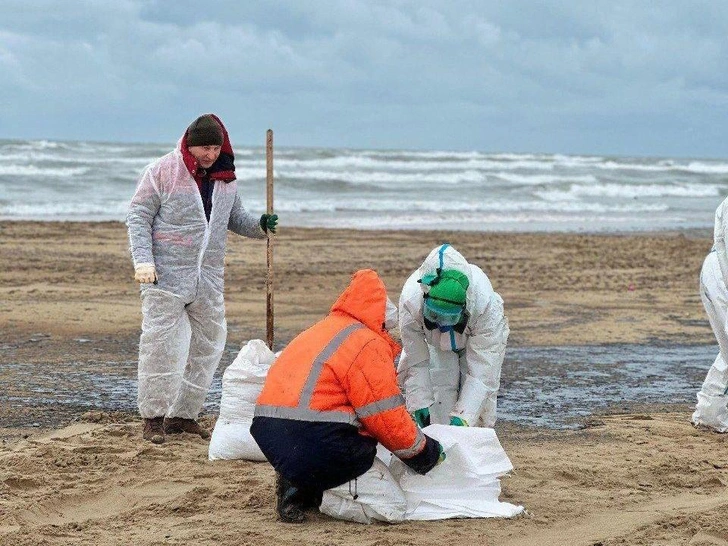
[209,422,266,461]
[389,424,524,520]
[321,427,523,523]
[208,339,275,461]
[319,456,407,524]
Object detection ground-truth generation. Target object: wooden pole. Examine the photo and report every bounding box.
[265,129,275,351]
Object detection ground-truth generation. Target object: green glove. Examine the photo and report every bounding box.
[412,408,430,428]
[437,443,446,465]
[449,416,468,427]
[260,213,278,234]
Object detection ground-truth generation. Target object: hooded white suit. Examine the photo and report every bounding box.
[398,245,509,427]
[693,197,728,432]
[127,117,264,420]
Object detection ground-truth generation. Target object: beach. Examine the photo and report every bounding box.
[2,220,726,546]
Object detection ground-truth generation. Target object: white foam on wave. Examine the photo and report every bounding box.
[0,200,129,218]
[0,165,89,177]
[595,159,728,174]
[492,173,598,185]
[256,197,668,214]
[536,182,722,200]
[234,168,485,185]
[552,154,606,165]
[360,149,483,160]
[0,153,155,166]
[237,155,558,173]
[282,210,694,232]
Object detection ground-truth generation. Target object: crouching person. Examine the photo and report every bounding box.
[251,269,444,523]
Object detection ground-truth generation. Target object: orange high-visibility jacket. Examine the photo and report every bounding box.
[255,269,427,460]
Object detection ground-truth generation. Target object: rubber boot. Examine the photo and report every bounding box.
[276,473,305,523]
[163,417,211,439]
[142,417,165,444]
[297,487,323,510]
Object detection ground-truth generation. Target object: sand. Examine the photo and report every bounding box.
[2,220,726,546]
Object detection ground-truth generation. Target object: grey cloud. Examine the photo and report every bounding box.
[0,0,726,156]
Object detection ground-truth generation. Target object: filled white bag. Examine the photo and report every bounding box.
[389,424,524,520]
[319,454,408,524]
[208,339,275,461]
[320,426,523,523]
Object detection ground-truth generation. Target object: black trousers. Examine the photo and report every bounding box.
[251,416,377,492]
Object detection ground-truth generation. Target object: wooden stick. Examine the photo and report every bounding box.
[266,129,274,351]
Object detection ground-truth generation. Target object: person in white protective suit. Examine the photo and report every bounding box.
[127,113,278,444]
[398,244,509,428]
[693,197,728,432]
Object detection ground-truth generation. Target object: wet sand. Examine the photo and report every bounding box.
[2,220,726,546]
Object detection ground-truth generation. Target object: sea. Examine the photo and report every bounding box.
[1,138,727,231]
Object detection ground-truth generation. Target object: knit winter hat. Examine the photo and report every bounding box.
[186,115,224,147]
[423,269,469,312]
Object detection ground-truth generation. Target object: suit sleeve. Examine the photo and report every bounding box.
[397,296,435,413]
[452,293,509,427]
[126,166,161,267]
[715,199,728,283]
[344,339,429,460]
[228,191,265,239]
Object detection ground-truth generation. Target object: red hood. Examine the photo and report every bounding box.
[330,269,401,356]
[180,113,236,183]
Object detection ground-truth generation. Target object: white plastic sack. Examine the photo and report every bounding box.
[208,339,275,461]
[390,424,523,520]
[320,425,523,523]
[319,455,407,524]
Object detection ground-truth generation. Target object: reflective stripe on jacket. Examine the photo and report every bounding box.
[255,269,427,460]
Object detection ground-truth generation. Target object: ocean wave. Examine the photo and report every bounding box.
[595,160,728,174]
[535,183,723,200]
[233,168,485,185]
[0,200,129,218]
[241,198,669,214]
[0,164,89,177]
[360,149,483,160]
[237,155,558,172]
[492,173,598,185]
[1,198,668,221]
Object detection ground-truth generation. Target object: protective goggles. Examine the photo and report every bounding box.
[423,297,464,326]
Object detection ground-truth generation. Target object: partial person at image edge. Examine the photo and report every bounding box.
[693,196,728,432]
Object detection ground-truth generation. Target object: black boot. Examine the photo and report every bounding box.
[276,473,305,523]
[297,487,323,510]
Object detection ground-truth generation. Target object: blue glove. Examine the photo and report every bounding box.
[437,443,446,465]
[449,416,468,427]
[412,408,430,428]
[260,213,278,234]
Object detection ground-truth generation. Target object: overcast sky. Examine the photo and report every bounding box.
[1,1,726,158]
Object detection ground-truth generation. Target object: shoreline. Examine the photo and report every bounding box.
[0,217,715,237]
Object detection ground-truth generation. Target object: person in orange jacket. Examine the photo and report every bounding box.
[250,269,444,523]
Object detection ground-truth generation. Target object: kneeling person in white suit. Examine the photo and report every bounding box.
[693,197,728,432]
[398,244,509,428]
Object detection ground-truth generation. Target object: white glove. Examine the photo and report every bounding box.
[134,263,157,284]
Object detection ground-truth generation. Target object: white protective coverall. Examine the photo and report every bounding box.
[127,119,264,420]
[398,244,509,427]
[693,197,728,432]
